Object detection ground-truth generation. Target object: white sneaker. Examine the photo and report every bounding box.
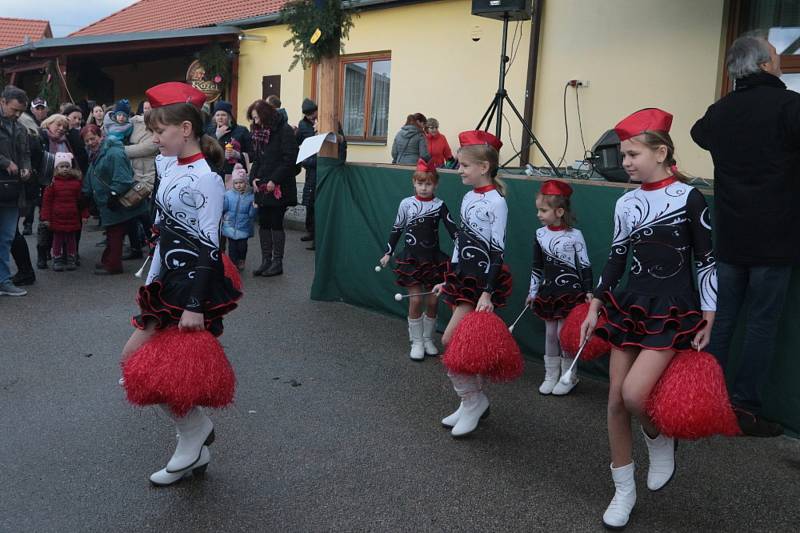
[150,446,210,486]
[539,355,561,395]
[552,356,579,395]
[422,314,439,356]
[642,427,677,491]
[408,317,425,361]
[164,407,215,473]
[602,462,637,530]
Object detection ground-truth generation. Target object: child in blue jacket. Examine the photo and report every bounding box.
[222,164,257,270]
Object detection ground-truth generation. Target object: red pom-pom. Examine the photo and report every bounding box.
[442,311,523,382]
[559,302,611,360]
[647,350,741,439]
[122,327,236,417]
[221,253,242,292]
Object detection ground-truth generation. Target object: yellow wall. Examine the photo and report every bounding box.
[237,25,307,128]
[236,0,728,177]
[532,0,727,178]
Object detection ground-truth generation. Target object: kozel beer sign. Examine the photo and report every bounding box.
[186,60,222,104]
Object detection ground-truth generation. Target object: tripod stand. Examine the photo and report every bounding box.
[476,14,561,176]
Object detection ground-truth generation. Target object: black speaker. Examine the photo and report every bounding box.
[590,129,630,183]
[471,0,532,21]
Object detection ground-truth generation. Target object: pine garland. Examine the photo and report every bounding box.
[197,43,232,83]
[281,0,357,71]
[38,62,61,110]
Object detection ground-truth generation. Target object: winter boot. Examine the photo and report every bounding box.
[539,355,561,395]
[407,317,425,361]
[642,426,677,491]
[552,356,579,395]
[52,256,65,272]
[66,255,77,271]
[422,314,439,356]
[150,446,211,486]
[253,228,273,276]
[264,230,284,277]
[602,462,637,530]
[161,406,215,473]
[449,373,490,437]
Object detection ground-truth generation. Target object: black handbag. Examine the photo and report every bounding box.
[0,175,20,203]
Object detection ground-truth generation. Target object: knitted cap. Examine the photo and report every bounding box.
[302,98,318,114]
[54,152,73,168]
[232,163,248,182]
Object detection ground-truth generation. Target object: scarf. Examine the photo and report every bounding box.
[251,125,271,152]
[47,129,68,154]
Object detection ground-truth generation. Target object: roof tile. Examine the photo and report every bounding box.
[0,18,52,50]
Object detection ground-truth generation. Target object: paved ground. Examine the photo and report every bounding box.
[2,227,799,533]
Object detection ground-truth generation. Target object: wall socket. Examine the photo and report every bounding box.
[568,79,590,88]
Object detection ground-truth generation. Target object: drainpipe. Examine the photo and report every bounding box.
[520,0,544,166]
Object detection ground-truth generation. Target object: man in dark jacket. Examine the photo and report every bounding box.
[296,98,318,247]
[0,85,32,296]
[691,34,800,437]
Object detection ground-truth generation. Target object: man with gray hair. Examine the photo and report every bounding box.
[691,33,799,437]
[0,85,32,296]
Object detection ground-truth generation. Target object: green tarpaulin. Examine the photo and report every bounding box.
[311,158,800,435]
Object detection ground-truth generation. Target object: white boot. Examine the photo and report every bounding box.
[422,314,439,356]
[602,462,637,530]
[408,317,425,361]
[150,446,211,486]
[642,427,677,491]
[449,373,490,437]
[539,355,561,395]
[164,406,215,473]
[552,356,579,395]
[441,376,491,427]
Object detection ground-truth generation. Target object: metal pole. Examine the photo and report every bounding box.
[495,14,510,139]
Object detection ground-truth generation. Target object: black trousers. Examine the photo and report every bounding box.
[227,238,248,263]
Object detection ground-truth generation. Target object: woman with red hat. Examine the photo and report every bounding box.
[579,108,717,529]
[526,179,593,396]
[119,82,242,486]
[379,158,458,361]
[432,130,514,438]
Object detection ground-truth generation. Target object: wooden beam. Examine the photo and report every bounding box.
[317,53,340,158]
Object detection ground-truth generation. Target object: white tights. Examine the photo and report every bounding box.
[544,319,565,357]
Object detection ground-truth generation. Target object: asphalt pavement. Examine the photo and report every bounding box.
[1,227,799,533]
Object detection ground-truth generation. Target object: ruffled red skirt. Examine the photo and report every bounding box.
[533,291,585,320]
[132,266,242,337]
[393,250,449,288]
[595,291,705,351]
[441,265,513,308]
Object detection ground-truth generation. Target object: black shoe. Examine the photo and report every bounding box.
[66,255,77,271]
[22,224,32,236]
[11,271,35,286]
[253,259,271,277]
[36,258,48,270]
[93,267,123,275]
[734,406,784,437]
[264,259,283,277]
[53,257,65,272]
[300,234,314,242]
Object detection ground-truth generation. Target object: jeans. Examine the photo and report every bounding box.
[708,261,792,412]
[0,206,19,283]
[227,238,248,263]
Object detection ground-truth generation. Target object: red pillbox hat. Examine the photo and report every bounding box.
[458,130,503,151]
[540,179,573,197]
[146,82,207,109]
[614,108,673,141]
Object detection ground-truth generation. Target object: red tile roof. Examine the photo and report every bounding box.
[71,0,288,36]
[0,18,52,50]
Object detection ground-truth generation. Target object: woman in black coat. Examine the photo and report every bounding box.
[248,101,299,277]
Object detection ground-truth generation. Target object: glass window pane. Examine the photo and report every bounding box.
[781,72,800,91]
[743,1,800,54]
[369,60,391,138]
[342,61,367,137]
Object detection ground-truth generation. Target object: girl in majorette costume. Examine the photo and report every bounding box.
[120,82,242,486]
[526,179,592,395]
[580,109,716,530]
[380,158,458,361]
[433,130,513,438]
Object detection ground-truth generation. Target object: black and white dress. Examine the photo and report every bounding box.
[442,184,513,307]
[529,225,592,320]
[132,153,241,337]
[593,176,717,350]
[385,195,458,287]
